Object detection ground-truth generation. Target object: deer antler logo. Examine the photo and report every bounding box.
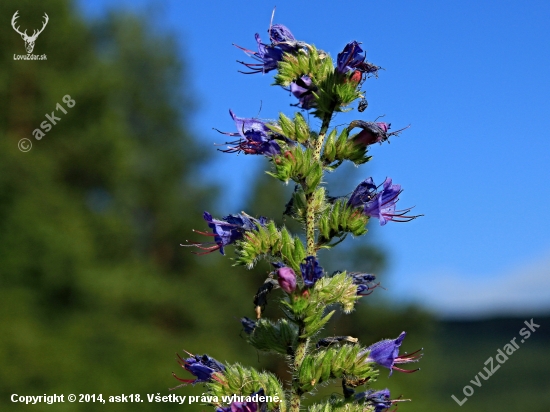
[11,11,49,54]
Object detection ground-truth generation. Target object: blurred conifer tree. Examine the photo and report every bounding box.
[0,1,260,410]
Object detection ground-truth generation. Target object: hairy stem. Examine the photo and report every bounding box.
[290,335,308,412]
[305,113,332,256]
[291,110,333,412]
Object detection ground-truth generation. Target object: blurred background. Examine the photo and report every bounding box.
[1,0,549,411]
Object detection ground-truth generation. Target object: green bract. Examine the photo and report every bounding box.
[322,128,372,167]
[268,112,311,145]
[268,146,323,194]
[318,200,369,247]
[298,344,377,392]
[234,221,306,271]
[208,364,287,411]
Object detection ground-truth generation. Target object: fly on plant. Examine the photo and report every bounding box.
[358,98,368,112]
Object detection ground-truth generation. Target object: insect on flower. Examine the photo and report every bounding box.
[348,177,421,226]
[358,98,368,112]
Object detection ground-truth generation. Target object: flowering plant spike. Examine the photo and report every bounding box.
[176,12,422,412]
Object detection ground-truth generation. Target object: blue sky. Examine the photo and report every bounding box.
[78,0,550,318]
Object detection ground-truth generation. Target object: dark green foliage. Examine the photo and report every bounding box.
[0,2,259,411]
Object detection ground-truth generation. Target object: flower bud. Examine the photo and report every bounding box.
[351,121,390,146]
[349,70,362,84]
[277,267,297,293]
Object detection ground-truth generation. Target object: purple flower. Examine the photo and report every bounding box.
[216,110,282,156]
[269,24,295,43]
[348,177,377,208]
[268,24,302,53]
[235,20,305,75]
[276,266,297,293]
[189,211,266,255]
[241,317,256,335]
[355,389,392,412]
[235,34,285,74]
[337,41,365,74]
[173,352,225,386]
[336,41,381,77]
[216,389,267,412]
[267,17,308,52]
[363,178,417,225]
[349,178,418,226]
[349,272,379,295]
[300,256,324,287]
[216,403,257,412]
[347,120,410,147]
[362,332,422,375]
[289,75,317,109]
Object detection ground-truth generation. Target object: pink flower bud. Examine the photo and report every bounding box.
[277,267,297,293]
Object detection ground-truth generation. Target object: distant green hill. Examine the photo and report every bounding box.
[408,315,550,412]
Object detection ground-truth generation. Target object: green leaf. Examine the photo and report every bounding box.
[248,318,299,355]
[302,309,335,338]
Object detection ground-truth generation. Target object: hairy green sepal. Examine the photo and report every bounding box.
[234,221,306,272]
[268,147,323,194]
[318,200,369,247]
[268,112,311,145]
[322,128,372,167]
[274,46,333,88]
[298,344,377,392]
